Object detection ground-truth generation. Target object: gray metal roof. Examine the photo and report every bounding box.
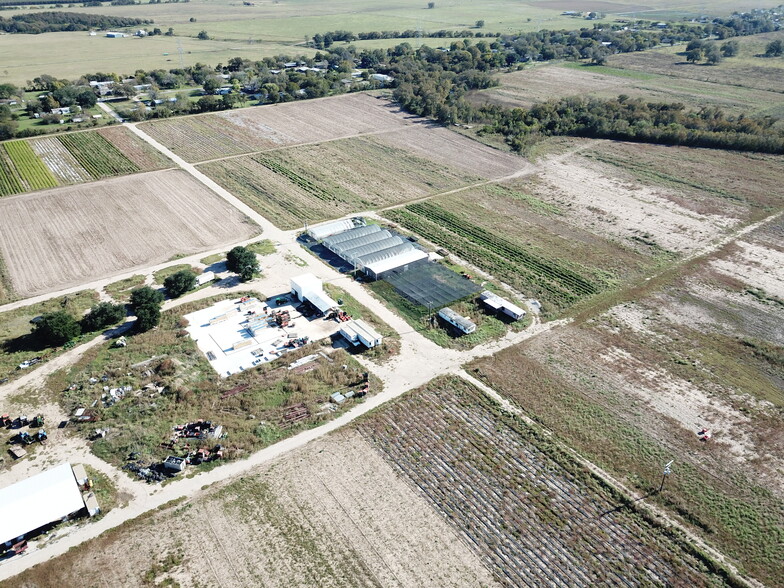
[343,236,405,264]
[332,229,393,255]
[355,242,415,266]
[322,224,381,248]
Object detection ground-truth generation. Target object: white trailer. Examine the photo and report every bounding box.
[339,319,383,348]
[438,307,476,334]
[479,290,526,321]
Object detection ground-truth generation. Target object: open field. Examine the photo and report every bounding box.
[0,31,308,87]
[358,376,734,586]
[200,134,488,229]
[141,93,413,162]
[96,127,173,171]
[103,274,146,303]
[470,60,784,118]
[0,170,258,297]
[9,428,496,588]
[384,139,781,316]
[468,216,784,585]
[608,30,784,97]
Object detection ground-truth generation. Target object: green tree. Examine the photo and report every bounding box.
[33,311,81,346]
[81,302,126,331]
[427,1,435,8]
[197,30,210,40]
[686,48,703,63]
[134,303,161,332]
[705,44,722,65]
[720,40,739,57]
[226,246,259,281]
[0,83,19,99]
[129,286,164,309]
[164,269,197,298]
[475,20,485,28]
[765,39,783,57]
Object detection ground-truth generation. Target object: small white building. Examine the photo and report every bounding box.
[307,217,365,241]
[196,271,215,286]
[105,31,127,38]
[339,319,382,348]
[438,307,476,334]
[479,290,526,321]
[290,274,338,314]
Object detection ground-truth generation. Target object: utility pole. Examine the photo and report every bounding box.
[659,460,673,493]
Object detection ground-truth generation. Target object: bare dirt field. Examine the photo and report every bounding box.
[141,94,414,163]
[12,430,498,588]
[0,170,258,296]
[96,126,172,171]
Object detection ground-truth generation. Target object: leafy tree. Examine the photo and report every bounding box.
[686,48,703,63]
[720,40,739,57]
[427,1,435,8]
[82,302,126,331]
[765,39,783,57]
[0,83,18,99]
[197,30,209,40]
[164,269,197,298]
[129,286,163,332]
[705,44,722,65]
[33,311,81,346]
[227,246,259,281]
[475,20,485,28]
[134,303,161,332]
[202,76,222,94]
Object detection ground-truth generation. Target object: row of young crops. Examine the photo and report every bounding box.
[0,131,145,197]
[385,203,600,311]
[358,377,725,587]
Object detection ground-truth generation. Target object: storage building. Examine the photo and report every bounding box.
[196,271,215,286]
[322,224,381,249]
[307,218,365,241]
[339,319,383,348]
[479,290,527,321]
[438,307,476,334]
[362,248,428,280]
[330,229,391,255]
[343,236,405,265]
[290,274,338,314]
[0,463,87,547]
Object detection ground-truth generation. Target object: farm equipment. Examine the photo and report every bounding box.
[284,336,309,349]
[275,296,288,306]
[326,309,351,322]
[36,430,48,443]
[0,414,10,427]
[15,431,33,445]
[273,310,291,327]
[10,540,28,555]
[31,414,44,428]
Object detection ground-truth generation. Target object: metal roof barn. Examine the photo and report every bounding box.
[322,224,381,248]
[307,218,364,241]
[330,229,392,255]
[339,319,383,348]
[343,236,405,265]
[0,462,86,545]
[290,274,338,313]
[480,290,526,320]
[355,242,415,266]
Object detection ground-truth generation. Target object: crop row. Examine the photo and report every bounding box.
[386,209,579,307]
[58,132,139,179]
[3,140,58,191]
[407,201,598,296]
[358,378,714,586]
[0,151,24,196]
[253,155,339,202]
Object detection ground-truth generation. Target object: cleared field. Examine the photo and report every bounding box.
[0,170,258,296]
[96,126,173,171]
[358,376,732,586]
[141,93,413,162]
[10,429,497,588]
[469,223,784,585]
[200,134,483,229]
[471,61,784,117]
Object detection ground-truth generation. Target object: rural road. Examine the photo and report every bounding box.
[0,103,770,585]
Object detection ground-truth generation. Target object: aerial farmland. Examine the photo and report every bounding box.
[0,1,783,586]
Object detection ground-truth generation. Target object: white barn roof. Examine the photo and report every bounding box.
[362,248,428,276]
[308,218,359,241]
[344,236,405,264]
[323,224,381,248]
[355,242,413,266]
[0,462,85,545]
[331,229,392,255]
[480,290,526,319]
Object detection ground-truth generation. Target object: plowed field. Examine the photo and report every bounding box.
[0,170,258,296]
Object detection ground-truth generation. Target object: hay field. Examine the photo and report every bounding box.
[471,61,784,117]
[12,430,498,588]
[0,170,258,296]
[140,94,414,162]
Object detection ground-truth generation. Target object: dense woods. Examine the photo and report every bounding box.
[0,11,148,33]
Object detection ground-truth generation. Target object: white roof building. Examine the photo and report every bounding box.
[0,463,86,545]
[307,218,364,241]
[361,248,428,280]
[339,319,383,348]
[479,290,526,320]
[290,274,338,313]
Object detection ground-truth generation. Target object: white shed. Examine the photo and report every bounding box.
[438,307,476,334]
[290,274,338,313]
[479,290,526,321]
[339,319,383,348]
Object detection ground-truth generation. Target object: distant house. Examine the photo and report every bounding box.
[105,32,127,38]
[134,29,147,37]
[370,73,394,85]
[51,107,70,116]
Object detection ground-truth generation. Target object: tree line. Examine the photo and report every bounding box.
[0,11,148,34]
